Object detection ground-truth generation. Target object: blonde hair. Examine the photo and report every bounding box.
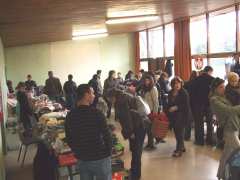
[228,72,239,83]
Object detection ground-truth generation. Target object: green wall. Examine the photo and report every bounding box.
[0,37,6,180]
[5,33,136,87]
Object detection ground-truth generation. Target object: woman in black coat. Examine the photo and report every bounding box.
[167,77,192,157]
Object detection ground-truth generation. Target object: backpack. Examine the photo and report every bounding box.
[224,148,240,180]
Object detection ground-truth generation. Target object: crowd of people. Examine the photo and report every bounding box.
[8,64,240,180]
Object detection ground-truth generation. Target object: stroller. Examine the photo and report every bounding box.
[224,147,240,180]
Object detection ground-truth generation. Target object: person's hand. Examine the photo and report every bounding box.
[130,134,135,139]
[169,106,178,112]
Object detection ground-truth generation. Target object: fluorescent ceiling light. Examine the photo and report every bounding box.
[72,28,107,37]
[106,15,159,24]
[72,33,108,40]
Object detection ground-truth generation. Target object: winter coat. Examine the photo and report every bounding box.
[44,77,63,97]
[103,78,118,98]
[210,94,240,132]
[63,80,77,96]
[89,78,103,97]
[167,88,192,126]
[225,84,240,106]
[115,92,146,139]
[142,86,159,113]
[191,73,215,107]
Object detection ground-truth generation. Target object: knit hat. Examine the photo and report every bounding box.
[210,78,225,92]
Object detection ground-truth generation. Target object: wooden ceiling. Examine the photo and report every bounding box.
[0,0,239,47]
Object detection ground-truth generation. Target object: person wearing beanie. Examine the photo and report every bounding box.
[210,77,240,180]
[225,72,240,106]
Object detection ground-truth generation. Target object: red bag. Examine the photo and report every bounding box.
[58,153,77,167]
[151,112,169,139]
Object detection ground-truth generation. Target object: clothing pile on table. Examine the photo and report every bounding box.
[33,109,128,180]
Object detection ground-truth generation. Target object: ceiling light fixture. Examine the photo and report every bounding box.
[106,14,159,24]
[72,33,108,40]
[72,28,107,37]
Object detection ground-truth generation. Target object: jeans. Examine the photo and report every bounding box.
[77,156,112,180]
[129,126,146,179]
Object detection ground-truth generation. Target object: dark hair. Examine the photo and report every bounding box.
[203,66,213,73]
[210,78,225,93]
[143,75,155,91]
[170,76,184,89]
[108,70,116,79]
[190,71,198,81]
[16,82,26,90]
[48,71,53,76]
[97,70,102,75]
[93,74,98,79]
[68,74,73,80]
[76,84,91,100]
[27,74,32,78]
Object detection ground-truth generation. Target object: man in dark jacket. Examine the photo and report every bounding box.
[89,74,103,107]
[191,66,215,145]
[63,74,77,109]
[25,74,37,91]
[44,71,63,102]
[65,84,112,180]
[110,89,146,180]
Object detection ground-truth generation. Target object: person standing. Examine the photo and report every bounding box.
[183,71,198,141]
[88,74,103,107]
[116,72,124,85]
[44,71,63,102]
[225,72,240,106]
[103,70,118,118]
[157,72,170,111]
[65,84,112,180]
[25,74,37,91]
[167,77,192,157]
[111,89,146,180]
[191,66,215,145]
[96,70,103,95]
[16,82,34,131]
[209,78,240,179]
[140,75,159,149]
[63,74,77,109]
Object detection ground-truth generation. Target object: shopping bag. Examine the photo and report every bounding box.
[151,112,169,139]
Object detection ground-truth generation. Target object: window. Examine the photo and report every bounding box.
[209,8,236,53]
[209,57,233,79]
[139,31,147,59]
[190,15,207,55]
[148,27,163,58]
[165,23,174,57]
[140,61,148,71]
[191,58,208,71]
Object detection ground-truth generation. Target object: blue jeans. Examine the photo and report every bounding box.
[77,156,112,180]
